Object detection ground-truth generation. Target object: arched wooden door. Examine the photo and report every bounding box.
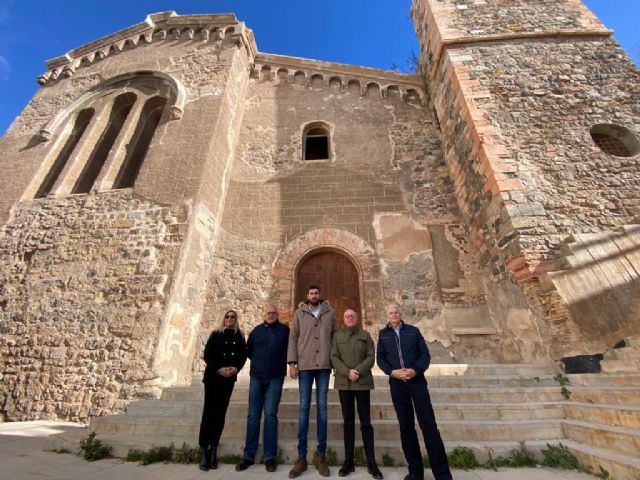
[295,250,362,327]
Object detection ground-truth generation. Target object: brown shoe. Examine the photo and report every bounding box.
[289,457,308,478]
[315,455,330,477]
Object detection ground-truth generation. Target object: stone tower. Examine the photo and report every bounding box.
[0,2,638,421]
[412,0,640,360]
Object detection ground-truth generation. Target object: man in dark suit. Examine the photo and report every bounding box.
[376,304,453,480]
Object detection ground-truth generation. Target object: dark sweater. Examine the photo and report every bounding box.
[247,320,290,378]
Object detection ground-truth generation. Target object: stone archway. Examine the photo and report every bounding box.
[272,227,383,332]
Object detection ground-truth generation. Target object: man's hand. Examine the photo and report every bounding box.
[391,368,415,380]
[348,369,360,382]
[289,364,298,380]
[403,368,416,379]
[217,367,235,377]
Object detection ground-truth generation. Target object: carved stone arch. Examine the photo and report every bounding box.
[328,76,342,90]
[293,70,306,85]
[386,84,401,100]
[310,73,324,88]
[347,79,361,95]
[365,82,381,98]
[272,227,383,333]
[277,68,289,83]
[404,88,422,104]
[39,70,186,140]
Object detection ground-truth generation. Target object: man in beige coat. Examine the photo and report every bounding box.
[287,285,337,478]
[330,309,383,480]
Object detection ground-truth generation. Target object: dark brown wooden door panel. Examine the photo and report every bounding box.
[295,250,361,328]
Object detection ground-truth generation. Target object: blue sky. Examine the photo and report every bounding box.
[0,0,638,135]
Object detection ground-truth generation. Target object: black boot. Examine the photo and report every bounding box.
[199,447,210,471]
[210,446,218,469]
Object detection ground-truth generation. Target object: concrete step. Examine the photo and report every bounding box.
[570,386,640,405]
[47,427,640,480]
[562,419,640,457]
[124,399,565,422]
[161,386,567,403]
[568,373,640,387]
[53,426,567,466]
[600,359,640,373]
[195,374,564,389]
[603,346,640,360]
[92,416,563,443]
[564,403,640,429]
[623,334,640,348]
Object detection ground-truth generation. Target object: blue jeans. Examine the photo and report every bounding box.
[297,369,330,458]
[243,376,285,461]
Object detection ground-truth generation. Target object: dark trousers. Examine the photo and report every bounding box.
[389,377,452,480]
[199,376,235,447]
[338,390,376,465]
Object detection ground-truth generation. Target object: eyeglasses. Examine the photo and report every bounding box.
[267,312,278,315]
[224,313,237,319]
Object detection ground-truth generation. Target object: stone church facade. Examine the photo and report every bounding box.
[0,0,638,421]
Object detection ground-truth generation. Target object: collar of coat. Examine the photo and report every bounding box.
[299,299,331,315]
[383,320,406,332]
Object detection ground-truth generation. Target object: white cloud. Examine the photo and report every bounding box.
[0,55,11,80]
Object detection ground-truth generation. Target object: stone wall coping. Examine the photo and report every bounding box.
[38,12,257,86]
[255,53,422,87]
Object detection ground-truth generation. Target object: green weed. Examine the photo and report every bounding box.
[381,453,396,467]
[541,443,581,470]
[354,446,367,467]
[448,447,479,470]
[78,432,112,461]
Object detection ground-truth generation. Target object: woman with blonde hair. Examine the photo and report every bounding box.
[198,309,247,471]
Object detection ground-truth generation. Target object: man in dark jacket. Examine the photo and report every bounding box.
[376,304,452,480]
[236,305,290,473]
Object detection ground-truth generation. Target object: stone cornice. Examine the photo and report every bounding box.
[254,53,424,102]
[38,12,258,86]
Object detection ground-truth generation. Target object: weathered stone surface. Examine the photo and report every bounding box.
[0,191,188,421]
[0,2,639,421]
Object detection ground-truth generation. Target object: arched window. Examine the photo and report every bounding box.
[72,93,136,194]
[28,72,180,199]
[113,96,167,189]
[35,108,94,198]
[303,122,330,161]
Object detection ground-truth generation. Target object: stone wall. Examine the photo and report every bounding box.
[0,13,256,419]
[413,0,640,358]
[0,191,188,421]
[196,57,523,363]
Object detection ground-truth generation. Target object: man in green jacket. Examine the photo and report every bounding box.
[330,309,383,480]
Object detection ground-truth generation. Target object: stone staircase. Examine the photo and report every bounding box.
[600,334,640,374]
[52,363,640,479]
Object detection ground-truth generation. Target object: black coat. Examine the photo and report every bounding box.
[376,321,431,380]
[202,329,247,383]
[247,320,290,378]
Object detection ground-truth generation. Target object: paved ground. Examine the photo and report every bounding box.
[0,422,600,480]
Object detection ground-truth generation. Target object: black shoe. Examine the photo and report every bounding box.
[339,462,355,477]
[235,458,254,471]
[265,459,277,472]
[209,446,218,469]
[199,447,210,471]
[368,463,383,480]
[403,474,422,480]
